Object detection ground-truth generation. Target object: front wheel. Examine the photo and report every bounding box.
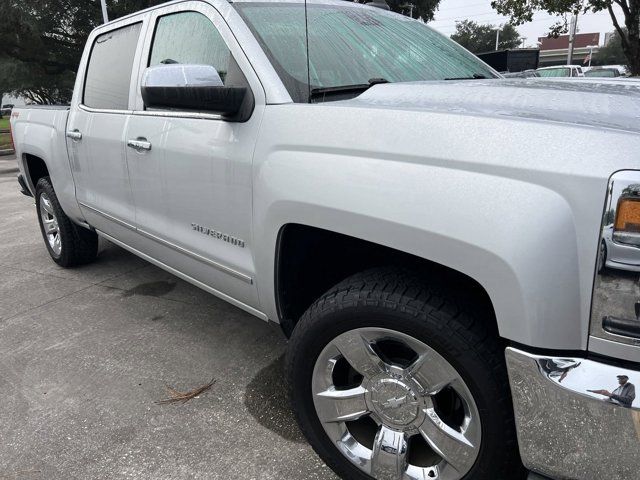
[287,268,524,480]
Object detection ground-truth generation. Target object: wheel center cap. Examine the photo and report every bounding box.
[369,376,420,426]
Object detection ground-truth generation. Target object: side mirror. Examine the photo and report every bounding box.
[141,64,246,116]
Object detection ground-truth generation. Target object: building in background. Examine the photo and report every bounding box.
[538,32,600,66]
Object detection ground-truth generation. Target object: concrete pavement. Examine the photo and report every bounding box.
[0,153,17,175]
[0,170,336,479]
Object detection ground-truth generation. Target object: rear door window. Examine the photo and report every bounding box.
[84,23,142,110]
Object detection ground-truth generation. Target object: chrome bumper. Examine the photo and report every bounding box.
[506,347,640,480]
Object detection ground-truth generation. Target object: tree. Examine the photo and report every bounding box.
[387,0,441,21]
[0,0,165,104]
[594,29,628,65]
[450,20,522,53]
[355,0,442,21]
[491,0,640,75]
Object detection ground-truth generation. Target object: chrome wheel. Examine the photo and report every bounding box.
[312,327,481,480]
[39,193,62,256]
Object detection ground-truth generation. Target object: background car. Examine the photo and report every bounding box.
[537,65,585,77]
[502,69,541,78]
[599,225,640,273]
[0,104,14,117]
[585,67,621,78]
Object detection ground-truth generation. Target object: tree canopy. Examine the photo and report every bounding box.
[0,0,445,104]
[594,29,628,65]
[385,0,441,21]
[450,20,522,53]
[0,0,165,104]
[490,0,640,75]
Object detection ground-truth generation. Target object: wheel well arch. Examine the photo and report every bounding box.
[24,154,50,193]
[275,223,498,338]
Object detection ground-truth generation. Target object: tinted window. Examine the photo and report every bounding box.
[538,67,571,78]
[236,4,497,102]
[84,23,142,110]
[150,12,231,84]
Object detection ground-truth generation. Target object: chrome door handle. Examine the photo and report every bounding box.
[66,130,82,141]
[127,138,152,152]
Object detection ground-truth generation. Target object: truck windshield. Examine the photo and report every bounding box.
[235,2,498,102]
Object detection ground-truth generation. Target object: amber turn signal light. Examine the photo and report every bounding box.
[613,196,640,246]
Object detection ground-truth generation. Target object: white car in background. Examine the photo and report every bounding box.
[537,65,585,77]
[600,226,640,273]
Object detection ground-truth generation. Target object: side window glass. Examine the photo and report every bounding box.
[149,12,231,84]
[84,23,142,110]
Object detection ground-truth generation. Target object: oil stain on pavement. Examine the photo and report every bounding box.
[121,280,177,298]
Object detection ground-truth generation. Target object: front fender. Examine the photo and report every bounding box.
[253,150,582,350]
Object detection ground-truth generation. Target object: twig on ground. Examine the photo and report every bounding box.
[156,378,216,405]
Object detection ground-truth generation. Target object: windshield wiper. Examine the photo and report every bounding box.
[444,73,487,80]
[310,78,390,101]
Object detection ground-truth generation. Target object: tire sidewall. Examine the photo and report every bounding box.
[288,304,512,480]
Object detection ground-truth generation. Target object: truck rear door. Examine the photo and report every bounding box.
[67,16,147,234]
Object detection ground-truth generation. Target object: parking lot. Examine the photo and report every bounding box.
[0,162,336,479]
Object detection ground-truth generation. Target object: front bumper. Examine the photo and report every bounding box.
[506,347,640,480]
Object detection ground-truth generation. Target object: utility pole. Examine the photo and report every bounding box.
[567,14,578,65]
[586,45,597,67]
[100,0,109,23]
[495,28,500,51]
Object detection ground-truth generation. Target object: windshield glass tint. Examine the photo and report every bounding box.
[236,3,497,102]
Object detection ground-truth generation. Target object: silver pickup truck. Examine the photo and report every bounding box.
[10,1,640,479]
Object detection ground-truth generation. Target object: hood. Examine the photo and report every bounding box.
[347,78,640,134]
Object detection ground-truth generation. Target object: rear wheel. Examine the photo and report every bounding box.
[35,177,98,267]
[287,268,524,480]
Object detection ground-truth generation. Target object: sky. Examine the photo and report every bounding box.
[428,0,624,47]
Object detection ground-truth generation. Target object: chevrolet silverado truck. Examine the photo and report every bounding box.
[10,1,640,479]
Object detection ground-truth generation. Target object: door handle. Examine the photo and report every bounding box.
[66,129,82,141]
[127,138,152,152]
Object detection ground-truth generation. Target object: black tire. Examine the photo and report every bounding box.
[597,241,607,274]
[35,177,98,267]
[287,267,525,480]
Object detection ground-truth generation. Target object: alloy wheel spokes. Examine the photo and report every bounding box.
[40,195,54,215]
[332,330,388,379]
[404,350,459,396]
[418,408,478,476]
[315,386,370,423]
[371,426,408,480]
[312,328,481,480]
[40,193,62,256]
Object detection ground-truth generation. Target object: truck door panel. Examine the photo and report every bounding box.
[67,20,146,233]
[125,3,263,308]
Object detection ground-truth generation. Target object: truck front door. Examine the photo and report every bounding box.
[124,2,264,311]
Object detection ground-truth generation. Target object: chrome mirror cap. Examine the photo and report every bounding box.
[141,64,223,89]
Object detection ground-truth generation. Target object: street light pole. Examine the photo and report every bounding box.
[586,45,597,67]
[495,28,500,51]
[567,14,578,65]
[100,0,109,23]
